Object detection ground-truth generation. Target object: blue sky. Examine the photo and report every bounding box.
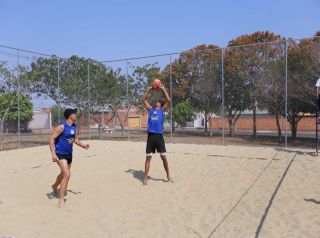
[1,0,319,61]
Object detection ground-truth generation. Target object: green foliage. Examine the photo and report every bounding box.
[172,101,195,127]
[51,105,65,126]
[0,92,33,122]
[130,63,160,110]
[29,56,121,113]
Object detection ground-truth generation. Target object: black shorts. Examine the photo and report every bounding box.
[57,154,73,164]
[318,97,320,110]
[146,133,166,155]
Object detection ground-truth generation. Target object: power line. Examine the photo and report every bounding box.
[0,36,319,64]
[0,44,68,60]
[0,49,37,60]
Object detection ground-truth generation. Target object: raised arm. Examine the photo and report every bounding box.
[49,125,64,162]
[160,86,171,111]
[142,86,152,111]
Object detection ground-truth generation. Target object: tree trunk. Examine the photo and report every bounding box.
[253,102,257,138]
[121,125,124,140]
[290,119,297,142]
[0,122,4,151]
[172,123,176,133]
[204,111,208,135]
[98,124,102,140]
[275,112,282,144]
[208,114,213,137]
[228,118,233,136]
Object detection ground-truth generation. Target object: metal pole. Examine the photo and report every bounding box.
[57,58,60,124]
[126,61,130,140]
[221,49,225,145]
[170,55,173,143]
[102,104,105,140]
[16,50,21,149]
[316,95,318,155]
[87,61,90,140]
[285,40,288,148]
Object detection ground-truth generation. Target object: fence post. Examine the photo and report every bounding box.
[285,40,288,148]
[87,61,91,140]
[170,54,173,143]
[126,61,130,141]
[16,50,21,149]
[57,58,60,124]
[221,48,225,145]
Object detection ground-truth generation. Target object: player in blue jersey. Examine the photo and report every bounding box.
[142,84,173,185]
[49,108,89,208]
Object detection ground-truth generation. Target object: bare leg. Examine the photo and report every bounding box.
[52,173,62,196]
[57,160,71,208]
[143,156,152,185]
[52,164,71,196]
[160,155,173,183]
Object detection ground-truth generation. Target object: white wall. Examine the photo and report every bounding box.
[28,110,52,130]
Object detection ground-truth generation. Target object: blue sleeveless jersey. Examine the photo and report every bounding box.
[55,121,76,155]
[147,108,164,134]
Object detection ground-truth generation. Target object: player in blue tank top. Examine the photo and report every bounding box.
[142,82,173,185]
[49,108,89,208]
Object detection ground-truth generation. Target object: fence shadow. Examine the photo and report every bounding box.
[275,148,316,156]
[304,198,320,204]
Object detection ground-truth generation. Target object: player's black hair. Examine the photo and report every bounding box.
[151,99,164,107]
[64,108,78,119]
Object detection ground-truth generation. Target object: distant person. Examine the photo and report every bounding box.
[142,82,173,185]
[49,108,89,208]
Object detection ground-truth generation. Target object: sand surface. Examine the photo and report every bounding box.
[0,141,320,238]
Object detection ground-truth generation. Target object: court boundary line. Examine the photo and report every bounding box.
[207,152,279,238]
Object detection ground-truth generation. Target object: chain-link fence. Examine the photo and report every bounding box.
[0,36,319,151]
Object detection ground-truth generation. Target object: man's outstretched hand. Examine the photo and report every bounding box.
[82,144,90,150]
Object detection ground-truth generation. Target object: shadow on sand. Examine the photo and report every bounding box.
[275,148,316,157]
[304,198,320,204]
[46,189,82,199]
[125,169,167,183]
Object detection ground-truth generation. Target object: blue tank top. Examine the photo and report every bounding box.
[147,108,164,134]
[55,121,76,155]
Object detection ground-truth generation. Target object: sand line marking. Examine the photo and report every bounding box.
[207,154,269,161]
[207,151,279,238]
[169,151,273,161]
[254,152,297,238]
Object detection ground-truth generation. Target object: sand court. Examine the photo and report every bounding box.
[1,141,320,237]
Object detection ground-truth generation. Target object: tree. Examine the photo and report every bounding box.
[183,45,222,135]
[0,92,33,149]
[258,42,287,143]
[51,105,65,126]
[130,62,160,109]
[0,62,33,149]
[87,62,123,138]
[286,38,320,141]
[161,59,190,105]
[0,62,15,149]
[260,59,286,143]
[161,45,222,135]
[1,92,33,122]
[29,56,123,137]
[172,101,195,130]
[228,31,283,138]
[224,48,251,136]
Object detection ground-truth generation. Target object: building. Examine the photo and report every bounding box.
[28,109,52,130]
